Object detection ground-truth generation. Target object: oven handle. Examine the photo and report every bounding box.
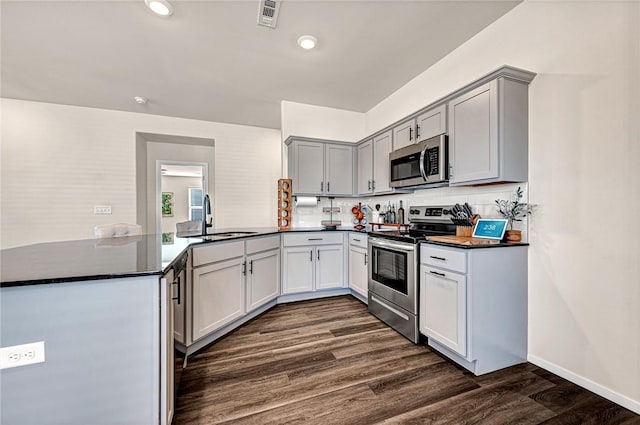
[419,145,429,181]
[370,238,416,252]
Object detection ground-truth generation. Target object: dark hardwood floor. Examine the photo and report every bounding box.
[174,296,639,424]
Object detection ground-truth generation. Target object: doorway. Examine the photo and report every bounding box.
[158,162,209,239]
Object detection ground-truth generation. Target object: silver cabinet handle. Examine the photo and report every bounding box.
[368,180,371,190]
[372,180,376,191]
[430,270,446,277]
[327,182,330,193]
[416,124,420,139]
[409,126,413,141]
[309,250,313,261]
[249,260,253,274]
[320,181,324,192]
[308,238,323,241]
[430,255,447,261]
[317,250,320,260]
[242,261,246,275]
[353,238,361,242]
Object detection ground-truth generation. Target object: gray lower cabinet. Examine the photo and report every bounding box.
[448,76,531,185]
[187,235,281,347]
[192,257,245,341]
[286,138,354,196]
[282,232,345,294]
[419,243,528,375]
[347,233,368,299]
[246,248,280,311]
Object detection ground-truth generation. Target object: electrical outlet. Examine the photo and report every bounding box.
[94,205,112,214]
[0,342,45,369]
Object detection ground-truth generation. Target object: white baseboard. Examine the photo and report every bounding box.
[277,288,351,303]
[528,354,640,414]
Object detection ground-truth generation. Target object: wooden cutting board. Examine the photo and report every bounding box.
[426,235,500,246]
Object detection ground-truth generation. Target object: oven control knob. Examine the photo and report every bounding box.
[443,209,451,215]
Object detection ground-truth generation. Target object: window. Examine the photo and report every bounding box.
[188,188,203,221]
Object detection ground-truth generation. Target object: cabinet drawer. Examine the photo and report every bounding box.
[283,232,343,247]
[348,233,368,249]
[421,244,467,274]
[192,241,244,267]
[246,234,280,255]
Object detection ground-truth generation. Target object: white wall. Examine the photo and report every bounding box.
[281,101,365,142]
[364,1,640,412]
[0,99,281,248]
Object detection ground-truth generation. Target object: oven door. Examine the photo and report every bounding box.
[368,237,417,314]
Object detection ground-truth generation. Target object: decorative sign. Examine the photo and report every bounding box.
[472,219,509,240]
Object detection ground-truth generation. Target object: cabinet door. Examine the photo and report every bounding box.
[416,104,447,142]
[392,118,415,150]
[419,265,467,356]
[192,258,245,341]
[316,245,344,290]
[357,140,373,195]
[246,249,280,311]
[448,80,498,184]
[325,144,353,195]
[292,141,324,194]
[160,272,174,425]
[372,130,393,194]
[282,246,314,293]
[348,246,368,298]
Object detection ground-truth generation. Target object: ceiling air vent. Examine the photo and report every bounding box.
[257,0,280,29]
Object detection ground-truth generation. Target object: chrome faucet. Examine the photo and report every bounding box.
[202,194,213,235]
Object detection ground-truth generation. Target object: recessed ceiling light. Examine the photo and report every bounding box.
[144,0,173,16]
[134,96,148,104]
[297,35,318,50]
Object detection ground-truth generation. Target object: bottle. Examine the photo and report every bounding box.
[398,200,405,225]
[390,203,396,224]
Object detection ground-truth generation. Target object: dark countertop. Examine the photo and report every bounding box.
[423,240,529,249]
[0,227,368,287]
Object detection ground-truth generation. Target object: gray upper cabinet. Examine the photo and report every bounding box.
[392,104,447,151]
[416,104,447,143]
[291,141,324,194]
[356,130,394,195]
[372,131,393,194]
[357,139,373,195]
[325,143,353,196]
[287,138,354,196]
[448,76,530,185]
[392,118,414,151]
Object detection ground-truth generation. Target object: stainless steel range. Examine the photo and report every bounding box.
[368,205,456,343]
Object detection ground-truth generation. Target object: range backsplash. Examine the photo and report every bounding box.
[291,183,530,240]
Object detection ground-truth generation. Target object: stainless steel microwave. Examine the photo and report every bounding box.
[389,134,448,188]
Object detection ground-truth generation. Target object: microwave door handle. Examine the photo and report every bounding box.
[419,146,429,180]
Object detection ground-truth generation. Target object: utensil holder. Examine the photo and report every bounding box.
[456,226,473,237]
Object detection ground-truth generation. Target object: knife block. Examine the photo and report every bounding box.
[277,179,292,231]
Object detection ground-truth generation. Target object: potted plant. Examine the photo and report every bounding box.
[495,187,532,243]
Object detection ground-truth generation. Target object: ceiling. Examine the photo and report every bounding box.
[1,1,520,129]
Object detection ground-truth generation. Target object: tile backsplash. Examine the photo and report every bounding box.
[291,183,530,240]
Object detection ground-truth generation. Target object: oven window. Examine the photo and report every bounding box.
[390,154,421,182]
[372,246,408,295]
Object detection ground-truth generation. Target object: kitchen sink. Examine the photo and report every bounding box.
[212,231,258,237]
[199,231,258,240]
